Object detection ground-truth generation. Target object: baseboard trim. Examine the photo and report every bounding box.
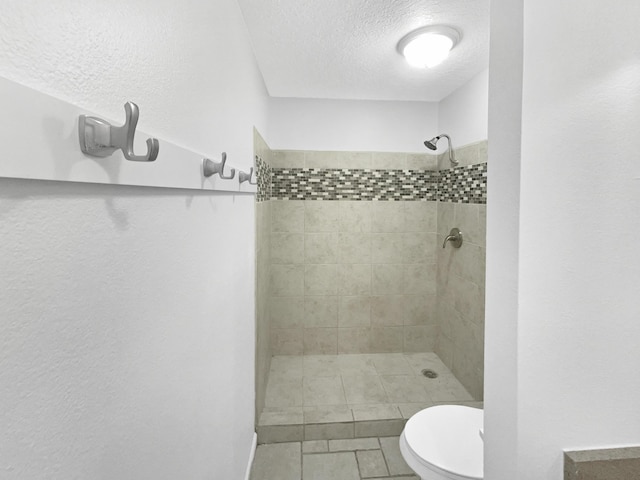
[243,432,258,480]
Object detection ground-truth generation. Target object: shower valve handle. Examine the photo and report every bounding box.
[443,228,463,248]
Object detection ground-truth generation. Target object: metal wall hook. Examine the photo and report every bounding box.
[203,152,236,179]
[238,167,257,185]
[79,101,159,162]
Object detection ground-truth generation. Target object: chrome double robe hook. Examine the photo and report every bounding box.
[79,102,159,162]
[238,167,257,185]
[203,152,236,179]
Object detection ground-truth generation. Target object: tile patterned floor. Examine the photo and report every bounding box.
[250,437,420,480]
[258,352,482,444]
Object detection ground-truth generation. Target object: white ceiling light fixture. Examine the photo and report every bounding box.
[397,25,461,68]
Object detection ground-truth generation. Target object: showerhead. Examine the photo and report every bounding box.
[424,133,458,166]
[424,136,441,150]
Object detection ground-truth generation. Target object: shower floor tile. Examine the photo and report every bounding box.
[258,352,480,444]
[250,436,421,480]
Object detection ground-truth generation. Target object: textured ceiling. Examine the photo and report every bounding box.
[237,0,490,102]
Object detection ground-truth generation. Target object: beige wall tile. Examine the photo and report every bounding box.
[271,265,305,296]
[455,318,484,364]
[305,201,340,232]
[371,152,407,170]
[478,205,487,247]
[452,347,483,400]
[338,201,372,233]
[305,233,339,264]
[437,201,455,235]
[459,244,486,287]
[453,143,479,167]
[370,326,404,353]
[338,233,372,264]
[370,295,404,326]
[372,264,404,295]
[404,201,437,233]
[448,307,469,346]
[403,265,436,295]
[478,140,488,163]
[371,202,404,233]
[437,300,460,343]
[304,151,340,169]
[435,333,454,368]
[402,233,437,264]
[336,151,372,169]
[305,264,338,295]
[271,233,305,264]
[338,327,371,354]
[338,296,371,327]
[455,203,483,247]
[253,127,270,165]
[437,152,448,171]
[338,264,372,296]
[305,296,338,328]
[266,154,487,364]
[371,233,404,264]
[403,325,438,352]
[437,141,487,170]
[272,200,305,233]
[271,296,304,329]
[404,294,437,326]
[255,197,272,421]
[271,328,303,355]
[271,150,305,168]
[452,276,485,326]
[406,153,437,170]
[303,328,338,355]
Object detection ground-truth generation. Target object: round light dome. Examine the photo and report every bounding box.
[397,26,460,68]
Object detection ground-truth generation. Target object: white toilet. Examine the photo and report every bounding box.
[399,405,483,480]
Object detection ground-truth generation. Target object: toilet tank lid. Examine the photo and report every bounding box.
[404,405,484,479]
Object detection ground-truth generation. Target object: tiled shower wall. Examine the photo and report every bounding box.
[256,141,488,402]
[435,141,488,400]
[254,129,272,419]
[268,152,439,356]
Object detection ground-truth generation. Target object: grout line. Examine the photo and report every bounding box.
[299,440,303,479]
[378,437,393,478]
[353,449,364,479]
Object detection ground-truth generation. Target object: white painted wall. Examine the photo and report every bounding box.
[484,1,522,478]
[487,1,640,479]
[0,1,267,479]
[267,71,488,154]
[268,97,438,152]
[438,69,489,150]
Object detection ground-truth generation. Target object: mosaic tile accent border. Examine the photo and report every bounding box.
[267,163,487,203]
[438,163,487,204]
[256,154,272,202]
[271,168,439,201]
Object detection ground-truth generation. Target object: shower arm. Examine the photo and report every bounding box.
[439,134,458,166]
